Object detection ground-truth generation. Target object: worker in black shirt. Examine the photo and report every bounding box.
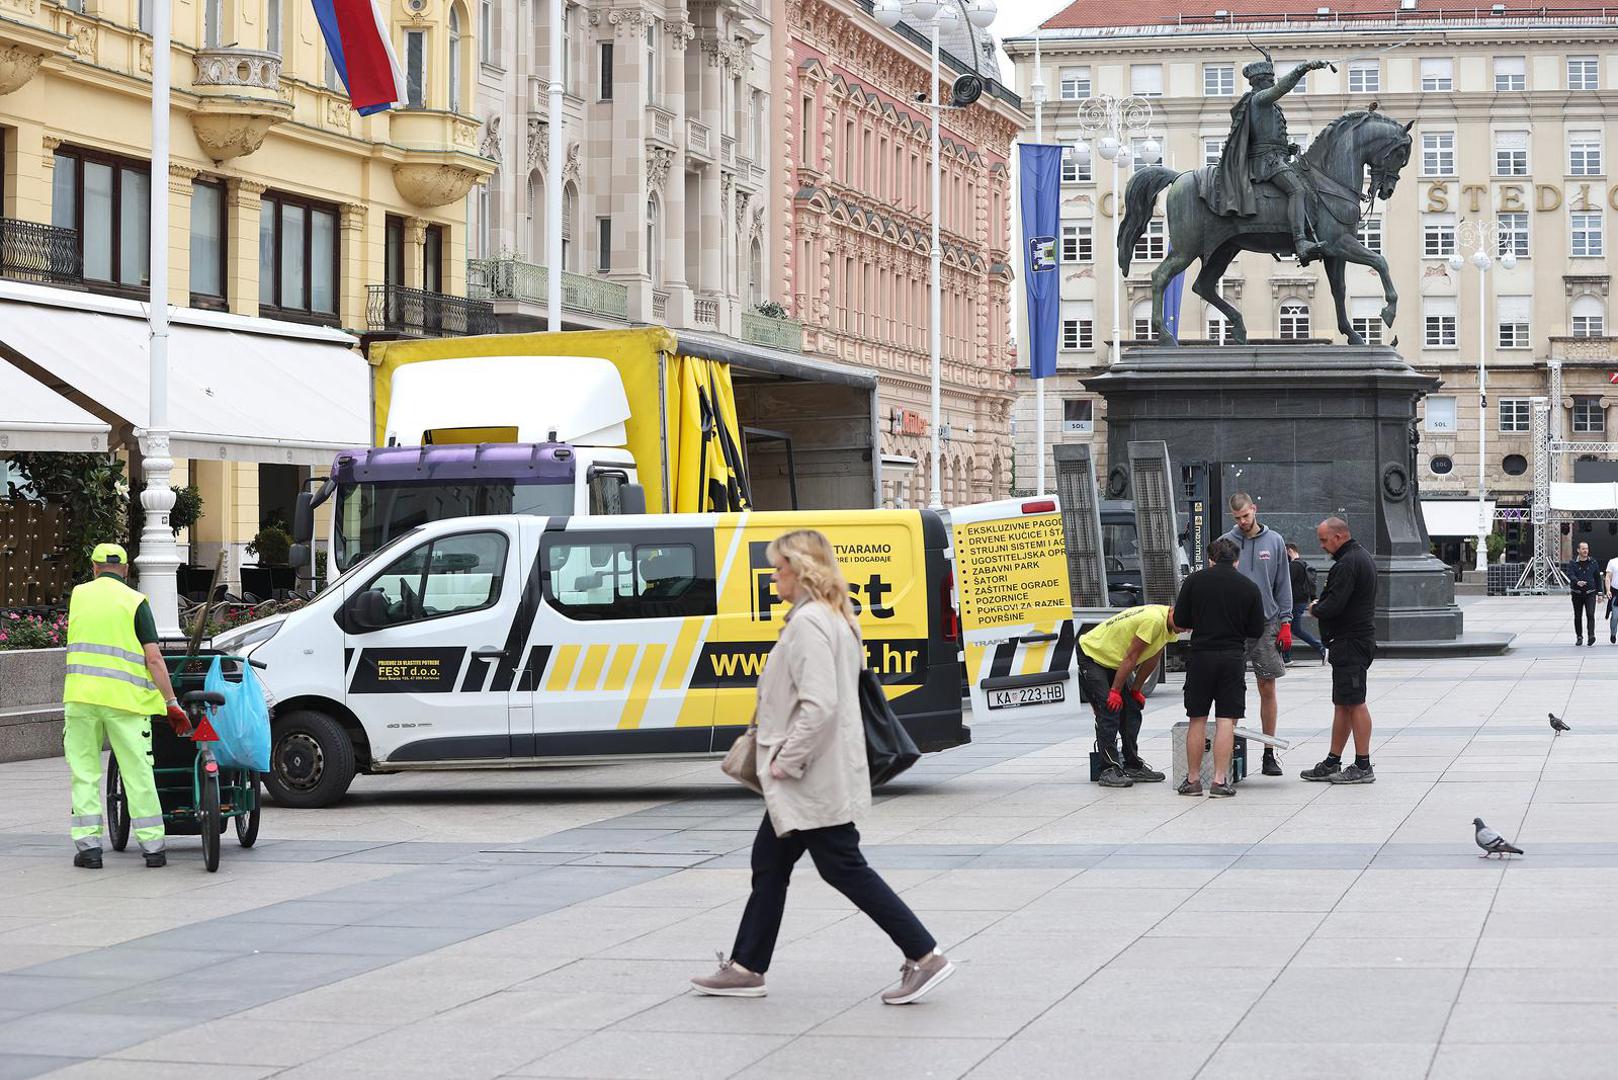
[1300,516,1379,784]
[1172,538,1265,798]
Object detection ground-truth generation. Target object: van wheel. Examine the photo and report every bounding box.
[266,709,355,809]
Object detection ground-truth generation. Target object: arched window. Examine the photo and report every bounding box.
[449,5,464,114]
[525,170,543,260]
[1571,293,1605,337]
[561,183,577,271]
[1131,299,1153,342]
[749,239,762,307]
[1279,301,1311,340]
[646,196,659,283]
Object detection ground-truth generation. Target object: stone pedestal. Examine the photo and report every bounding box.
[1085,345,1465,645]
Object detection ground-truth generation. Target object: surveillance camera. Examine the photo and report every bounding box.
[915,91,928,103]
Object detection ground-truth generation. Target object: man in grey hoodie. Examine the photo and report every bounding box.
[1220,492,1292,776]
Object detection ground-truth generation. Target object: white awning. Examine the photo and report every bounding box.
[0,362,109,453]
[1550,482,1618,512]
[0,282,367,466]
[1422,499,1494,537]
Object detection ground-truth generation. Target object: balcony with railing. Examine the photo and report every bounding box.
[1550,336,1618,362]
[467,257,630,321]
[0,219,82,287]
[367,284,498,337]
[687,119,713,162]
[740,310,803,352]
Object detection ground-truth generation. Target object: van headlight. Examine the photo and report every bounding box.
[213,618,284,653]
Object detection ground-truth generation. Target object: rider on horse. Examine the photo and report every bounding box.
[1208,50,1332,265]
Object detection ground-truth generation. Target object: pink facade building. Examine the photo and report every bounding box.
[772,0,1027,507]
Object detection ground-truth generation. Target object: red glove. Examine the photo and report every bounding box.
[1129,689,1147,709]
[1277,623,1293,651]
[165,703,193,737]
[1105,689,1124,714]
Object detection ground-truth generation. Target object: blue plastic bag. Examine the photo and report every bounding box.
[201,656,271,773]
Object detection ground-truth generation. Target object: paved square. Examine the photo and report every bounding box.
[2,596,1614,1079]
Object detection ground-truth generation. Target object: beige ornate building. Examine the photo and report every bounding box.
[776,0,1027,507]
[0,0,494,593]
[1007,0,1617,559]
[471,0,780,339]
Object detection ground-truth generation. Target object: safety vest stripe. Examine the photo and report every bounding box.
[71,814,103,827]
[66,642,147,665]
[131,815,164,830]
[64,664,158,691]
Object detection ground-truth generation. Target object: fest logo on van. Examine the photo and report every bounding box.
[747,541,899,624]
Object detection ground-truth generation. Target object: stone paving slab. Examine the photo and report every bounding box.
[0,596,1614,1078]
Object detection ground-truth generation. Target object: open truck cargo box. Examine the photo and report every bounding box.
[367,327,878,512]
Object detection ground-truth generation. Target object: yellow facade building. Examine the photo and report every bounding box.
[0,0,494,597]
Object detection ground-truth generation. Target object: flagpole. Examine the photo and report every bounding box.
[1031,30,1045,495]
[137,0,180,637]
[547,0,563,328]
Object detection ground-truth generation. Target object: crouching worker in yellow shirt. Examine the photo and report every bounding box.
[63,543,192,869]
[1077,604,1181,788]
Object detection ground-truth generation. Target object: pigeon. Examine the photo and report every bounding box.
[1473,818,1524,859]
[1549,712,1571,735]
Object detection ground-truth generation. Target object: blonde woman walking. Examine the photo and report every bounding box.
[691,529,953,1005]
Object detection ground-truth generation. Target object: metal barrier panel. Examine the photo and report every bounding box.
[1052,444,1109,609]
[1127,440,1184,609]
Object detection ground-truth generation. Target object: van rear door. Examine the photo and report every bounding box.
[950,498,1080,723]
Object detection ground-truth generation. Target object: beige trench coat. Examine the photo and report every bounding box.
[753,599,870,837]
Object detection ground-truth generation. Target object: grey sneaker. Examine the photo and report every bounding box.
[1209,780,1237,798]
[1177,778,1203,797]
[881,952,955,1005]
[1300,757,1342,782]
[1328,763,1375,784]
[1097,766,1134,788]
[690,953,766,998]
[1123,760,1166,783]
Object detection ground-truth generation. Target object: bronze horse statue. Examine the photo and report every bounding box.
[1118,110,1414,346]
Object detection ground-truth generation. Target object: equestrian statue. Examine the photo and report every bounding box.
[1117,44,1415,346]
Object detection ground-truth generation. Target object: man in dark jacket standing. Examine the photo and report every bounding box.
[1300,517,1378,784]
[1565,541,1601,647]
[1173,538,1265,798]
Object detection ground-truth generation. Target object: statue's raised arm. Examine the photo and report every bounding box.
[1254,59,1329,106]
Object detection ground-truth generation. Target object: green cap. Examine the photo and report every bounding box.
[91,542,128,565]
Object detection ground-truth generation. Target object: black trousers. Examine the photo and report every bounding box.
[730,814,936,974]
[1077,655,1143,769]
[1573,592,1597,639]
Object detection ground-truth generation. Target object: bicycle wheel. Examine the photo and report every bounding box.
[201,773,221,872]
[235,773,262,848]
[106,757,131,852]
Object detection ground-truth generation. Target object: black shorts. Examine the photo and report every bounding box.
[1184,651,1246,719]
[1329,636,1376,706]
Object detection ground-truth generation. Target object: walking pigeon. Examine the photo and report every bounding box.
[1473,818,1524,859]
[1549,712,1571,735]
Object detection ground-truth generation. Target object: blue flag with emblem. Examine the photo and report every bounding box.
[1161,239,1186,340]
[1019,144,1061,379]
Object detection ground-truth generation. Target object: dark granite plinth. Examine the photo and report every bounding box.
[1085,345,1466,645]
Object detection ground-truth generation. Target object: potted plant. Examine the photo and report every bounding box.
[244,521,295,598]
[1486,532,1506,564]
[753,299,788,320]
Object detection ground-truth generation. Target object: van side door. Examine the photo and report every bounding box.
[339,524,522,764]
[526,525,720,755]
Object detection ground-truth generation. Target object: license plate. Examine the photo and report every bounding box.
[987,683,1066,710]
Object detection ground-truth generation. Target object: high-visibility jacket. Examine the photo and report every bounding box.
[64,576,165,714]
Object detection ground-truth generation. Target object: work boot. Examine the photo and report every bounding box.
[73,849,103,870]
[144,851,167,869]
[882,951,955,1005]
[1123,759,1166,783]
[1262,749,1283,777]
[1097,766,1134,788]
[690,953,765,998]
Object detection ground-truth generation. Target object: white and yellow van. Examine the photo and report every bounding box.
[215,509,968,807]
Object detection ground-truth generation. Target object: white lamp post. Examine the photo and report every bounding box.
[1449,220,1516,574]
[1074,96,1155,360]
[874,0,993,509]
[547,0,563,328]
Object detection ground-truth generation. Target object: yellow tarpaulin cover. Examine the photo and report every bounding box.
[368,327,750,514]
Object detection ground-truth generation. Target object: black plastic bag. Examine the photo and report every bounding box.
[859,668,920,785]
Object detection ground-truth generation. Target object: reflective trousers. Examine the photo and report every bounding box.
[64,701,165,855]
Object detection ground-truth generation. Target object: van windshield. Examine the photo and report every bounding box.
[1102,522,1141,572]
[335,479,570,570]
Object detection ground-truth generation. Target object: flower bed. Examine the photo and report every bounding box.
[0,611,67,651]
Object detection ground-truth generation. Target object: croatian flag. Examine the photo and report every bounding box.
[311,0,406,115]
